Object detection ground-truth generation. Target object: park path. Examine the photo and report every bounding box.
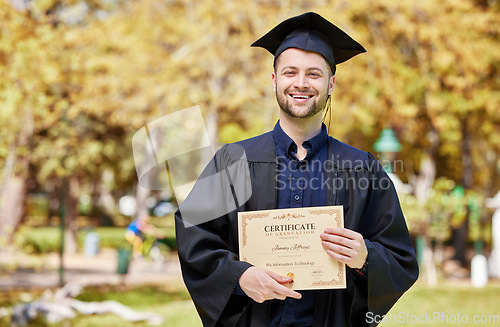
[0,248,183,289]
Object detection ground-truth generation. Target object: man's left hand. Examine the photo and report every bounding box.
[320,228,367,269]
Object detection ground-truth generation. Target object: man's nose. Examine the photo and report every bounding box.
[293,74,309,89]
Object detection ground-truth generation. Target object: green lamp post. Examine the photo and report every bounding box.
[373,128,401,173]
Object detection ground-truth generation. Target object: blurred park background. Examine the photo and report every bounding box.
[0,0,499,325]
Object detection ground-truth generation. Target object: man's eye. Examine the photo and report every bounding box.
[309,73,320,77]
[284,71,295,76]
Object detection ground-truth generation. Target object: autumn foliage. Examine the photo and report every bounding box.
[0,0,499,245]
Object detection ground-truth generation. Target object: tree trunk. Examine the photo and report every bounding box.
[0,142,30,245]
[135,183,149,216]
[424,237,437,287]
[0,105,33,246]
[461,118,473,190]
[100,170,117,213]
[451,221,468,265]
[409,128,438,285]
[90,176,112,226]
[413,155,436,202]
[46,179,59,225]
[64,176,79,254]
[450,119,472,266]
[0,174,28,245]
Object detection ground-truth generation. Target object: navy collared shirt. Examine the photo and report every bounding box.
[270,121,329,327]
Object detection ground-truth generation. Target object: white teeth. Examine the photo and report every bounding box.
[292,95,311,99]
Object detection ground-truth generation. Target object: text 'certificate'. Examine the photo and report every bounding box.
[238,206,346,290]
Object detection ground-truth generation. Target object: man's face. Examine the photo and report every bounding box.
[272,48,335,119]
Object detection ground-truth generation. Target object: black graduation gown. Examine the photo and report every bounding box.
[175,132,419,327]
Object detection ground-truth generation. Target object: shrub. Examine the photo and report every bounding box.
[15,227,176,254]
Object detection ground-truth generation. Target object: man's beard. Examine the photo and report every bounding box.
[276,89,329,119]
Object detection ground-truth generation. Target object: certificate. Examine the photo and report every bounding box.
[238,206,346,290]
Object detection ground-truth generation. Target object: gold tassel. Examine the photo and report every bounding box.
[322,95,332,135]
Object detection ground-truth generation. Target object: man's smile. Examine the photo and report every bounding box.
[289,93,314,103]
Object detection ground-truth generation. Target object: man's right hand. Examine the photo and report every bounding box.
[239,266,302,303]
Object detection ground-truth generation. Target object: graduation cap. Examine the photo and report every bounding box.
[251,12,366,75]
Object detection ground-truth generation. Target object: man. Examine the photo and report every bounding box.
[175,12,418,327]
[125,212,164,260]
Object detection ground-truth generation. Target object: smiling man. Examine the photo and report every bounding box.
[175,12,418,327]
[273,48,333,121]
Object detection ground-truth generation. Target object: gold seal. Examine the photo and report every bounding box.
[287,272,295,280]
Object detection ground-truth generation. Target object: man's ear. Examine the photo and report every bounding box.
[272,72,276,92]
[328,75,336,95]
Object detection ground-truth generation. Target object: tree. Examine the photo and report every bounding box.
[1,0,498,258]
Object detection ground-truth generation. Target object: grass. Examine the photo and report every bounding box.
[1,281,500,326]
[381,281,500,326]
[67,281,500,327]
[0,284,202,327]
[69,300,201,327]
[70,285,201,327]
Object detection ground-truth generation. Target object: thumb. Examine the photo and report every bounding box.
[266,270,293,284]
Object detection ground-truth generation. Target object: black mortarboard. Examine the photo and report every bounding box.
[251,12,366,74]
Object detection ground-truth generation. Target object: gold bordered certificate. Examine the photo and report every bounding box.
[238,206,346,290]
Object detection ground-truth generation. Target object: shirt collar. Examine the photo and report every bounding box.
[272,121,328,160]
